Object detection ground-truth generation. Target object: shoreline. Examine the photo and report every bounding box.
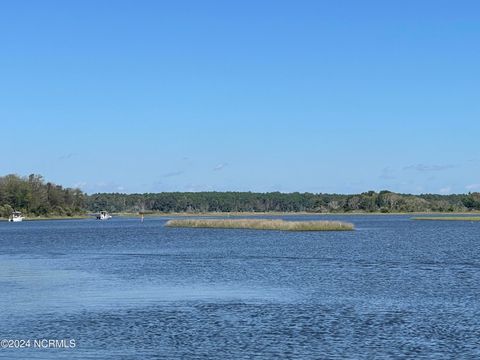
[116,211,480,217]
[412,216,480,221]
[0,215,89,221]
[3,211,480,221]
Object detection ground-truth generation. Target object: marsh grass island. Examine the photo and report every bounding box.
[165,218,355,231]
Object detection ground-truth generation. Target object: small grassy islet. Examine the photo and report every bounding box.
[165,218,354,231]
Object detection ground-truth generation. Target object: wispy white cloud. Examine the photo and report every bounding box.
[439,186,452,194]
[404,164,455,172]
[163,170,184,178]
[73,181,87,189]
[58,152,77,160]
[379,167,395,180]
[466,184,480,191]
[81,181,126,194]
[213,163,228,171]
[184,183,215,192]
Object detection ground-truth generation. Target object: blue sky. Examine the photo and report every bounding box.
[1,1,479,194]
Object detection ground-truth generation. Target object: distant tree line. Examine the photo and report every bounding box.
[3,174,480,217]
[0,174,85,217]
[86,190,480,214]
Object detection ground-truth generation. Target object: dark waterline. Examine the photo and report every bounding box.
[0,215,479,359]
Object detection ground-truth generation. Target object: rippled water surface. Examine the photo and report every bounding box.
[0,215,479,359]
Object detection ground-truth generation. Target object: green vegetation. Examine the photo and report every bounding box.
[0,174,85,218]
[87,190,480,214]
[4,173,480,219]
[165,219,355,231]
[412,216,480,221]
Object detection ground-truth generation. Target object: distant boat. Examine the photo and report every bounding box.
[8,211,24,222]
[96,211,112,220]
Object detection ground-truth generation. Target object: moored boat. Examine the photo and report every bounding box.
[8,211,24,222]
[96,211,112,220]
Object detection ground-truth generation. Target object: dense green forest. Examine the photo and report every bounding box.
[86,191,480,213]
[86,190,480,214]
[2,174,480,218]
[0,174,85,217]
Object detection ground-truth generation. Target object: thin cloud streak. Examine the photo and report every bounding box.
[379,167,396,180]
[58,152,77,160]
[213,163,228,171]
[403,164,455,172]
[163,170,184,178]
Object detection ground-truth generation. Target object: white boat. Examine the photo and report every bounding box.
[96,211,112,220]
[8,211,24,222]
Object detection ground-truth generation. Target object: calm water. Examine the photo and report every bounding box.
[0,215,479,359]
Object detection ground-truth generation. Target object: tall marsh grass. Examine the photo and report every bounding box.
[165,218,354,231]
